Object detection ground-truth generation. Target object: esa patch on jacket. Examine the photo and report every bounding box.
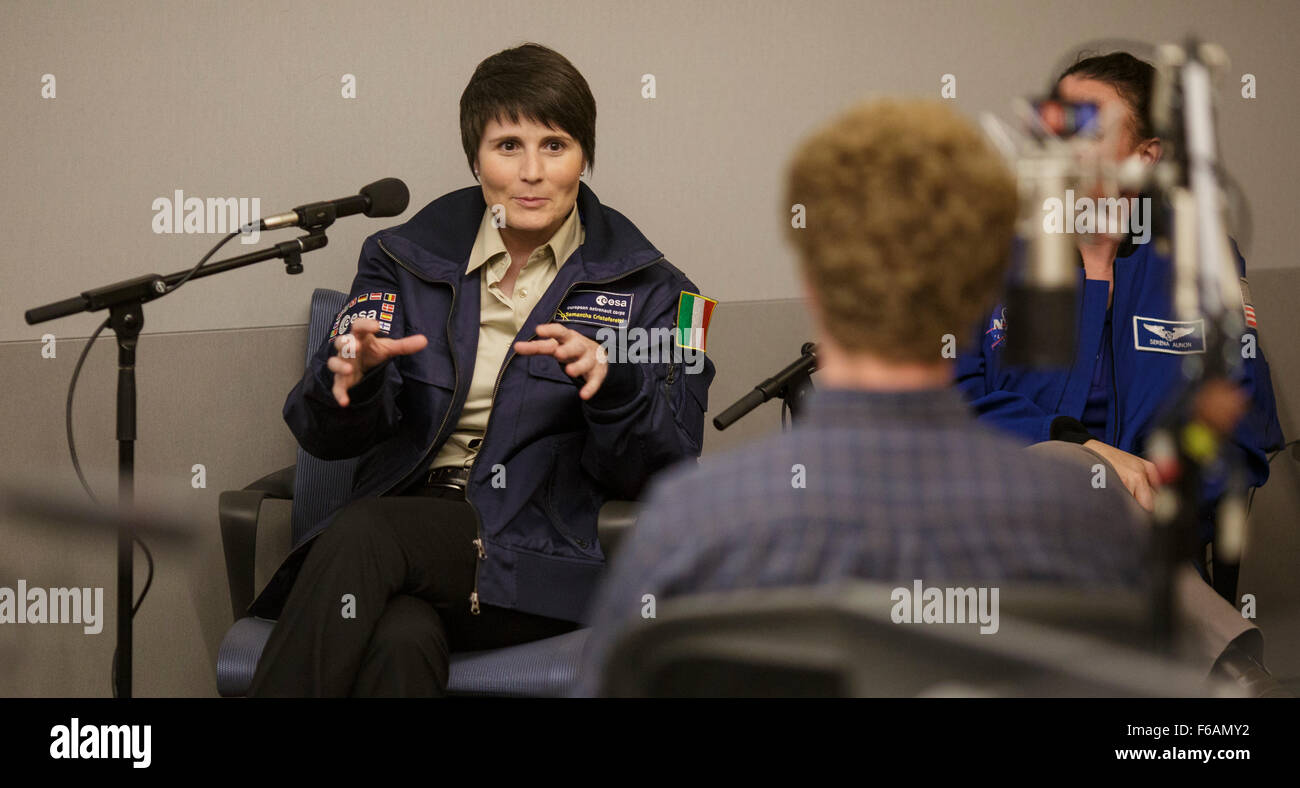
[330,292,399,338]
[553,289,634,328]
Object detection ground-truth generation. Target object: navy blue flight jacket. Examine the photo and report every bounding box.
[255,182,715,624]
[956,239,1284,541]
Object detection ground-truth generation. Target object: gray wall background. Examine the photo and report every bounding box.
[2,0,1298,696]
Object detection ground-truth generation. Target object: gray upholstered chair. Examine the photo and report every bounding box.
[598,582,1244,697]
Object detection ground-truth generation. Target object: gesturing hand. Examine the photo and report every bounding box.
[514,323,609,400]
[328,318,427,407]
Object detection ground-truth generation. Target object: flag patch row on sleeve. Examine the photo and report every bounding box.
[330,291,399,338]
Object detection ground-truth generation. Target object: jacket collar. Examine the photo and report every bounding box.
[374,181,663,283]
[465,201,583,276]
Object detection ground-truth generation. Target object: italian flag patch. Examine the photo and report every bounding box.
[675,291,717,351]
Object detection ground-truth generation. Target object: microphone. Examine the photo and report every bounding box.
[713,343,818,430]
[993,97,1156,368]
[1004,153,1078,368]
[993,100,1100,367]
[242,178,409,233]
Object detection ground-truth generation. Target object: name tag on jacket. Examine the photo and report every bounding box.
[553,289,634,328]
[1133,315,1205,354]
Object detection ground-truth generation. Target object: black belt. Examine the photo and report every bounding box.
[410,466,470,499]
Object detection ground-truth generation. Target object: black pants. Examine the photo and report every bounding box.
[247,489,579,697]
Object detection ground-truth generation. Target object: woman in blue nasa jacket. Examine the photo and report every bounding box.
[956,53,1283,546]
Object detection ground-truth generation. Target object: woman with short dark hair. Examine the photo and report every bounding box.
[957,51,1283,582]
[248,43,716,696]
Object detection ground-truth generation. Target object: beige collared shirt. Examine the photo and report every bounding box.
[429,202,585,471]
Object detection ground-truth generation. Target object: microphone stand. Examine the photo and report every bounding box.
[1145,39,1247,653]
[25,221,335,698]
[714,342,817,430]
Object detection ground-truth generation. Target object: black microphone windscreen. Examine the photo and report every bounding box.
[361,178,410,218]
[1003,283,1076,368]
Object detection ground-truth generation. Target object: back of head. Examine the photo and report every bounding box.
[783,99,1017,362]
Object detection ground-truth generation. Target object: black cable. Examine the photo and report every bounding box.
[167,229,241,293]
[110,537,154,697]
[67,317,110,508]
[66,229,242,695]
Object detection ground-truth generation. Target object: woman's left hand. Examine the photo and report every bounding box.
[515,323,609,400]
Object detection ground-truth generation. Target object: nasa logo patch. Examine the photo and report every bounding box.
[985,306,1008,350]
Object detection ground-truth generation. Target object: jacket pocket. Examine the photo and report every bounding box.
[520,354,585,438]
[398,344,456,390]
[544,433,605,559]
[527,353,575,384]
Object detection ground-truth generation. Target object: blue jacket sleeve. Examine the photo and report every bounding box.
[954,334,1058,445]
[1207,248,1286,494]
[282,238,408,461]
[576,274,717,500]
[953,240,1062,443]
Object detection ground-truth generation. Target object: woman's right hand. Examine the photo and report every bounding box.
[327,318,428,407]
[1083,439,1161,511]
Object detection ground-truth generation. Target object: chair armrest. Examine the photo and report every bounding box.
[597,500,640,560]
[219,490,273,622]
[218,463,296,622]
[245,464,295,499]
[1211,636,1293,697]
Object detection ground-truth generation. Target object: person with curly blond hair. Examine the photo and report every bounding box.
[784,99,1017,367]
[576,97,1148,696]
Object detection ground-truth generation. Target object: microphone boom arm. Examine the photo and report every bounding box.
[714,342,818,430]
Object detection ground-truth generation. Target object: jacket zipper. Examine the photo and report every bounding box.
[465,341,515,615]
[380,239,668,615]
[1109,360,1121,446]
[1109,279,1123,447]
[377,239,483,613]
[375,238,460,499]
[462,254,668,614]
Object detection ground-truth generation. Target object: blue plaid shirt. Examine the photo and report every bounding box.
[576,385,1149,695]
